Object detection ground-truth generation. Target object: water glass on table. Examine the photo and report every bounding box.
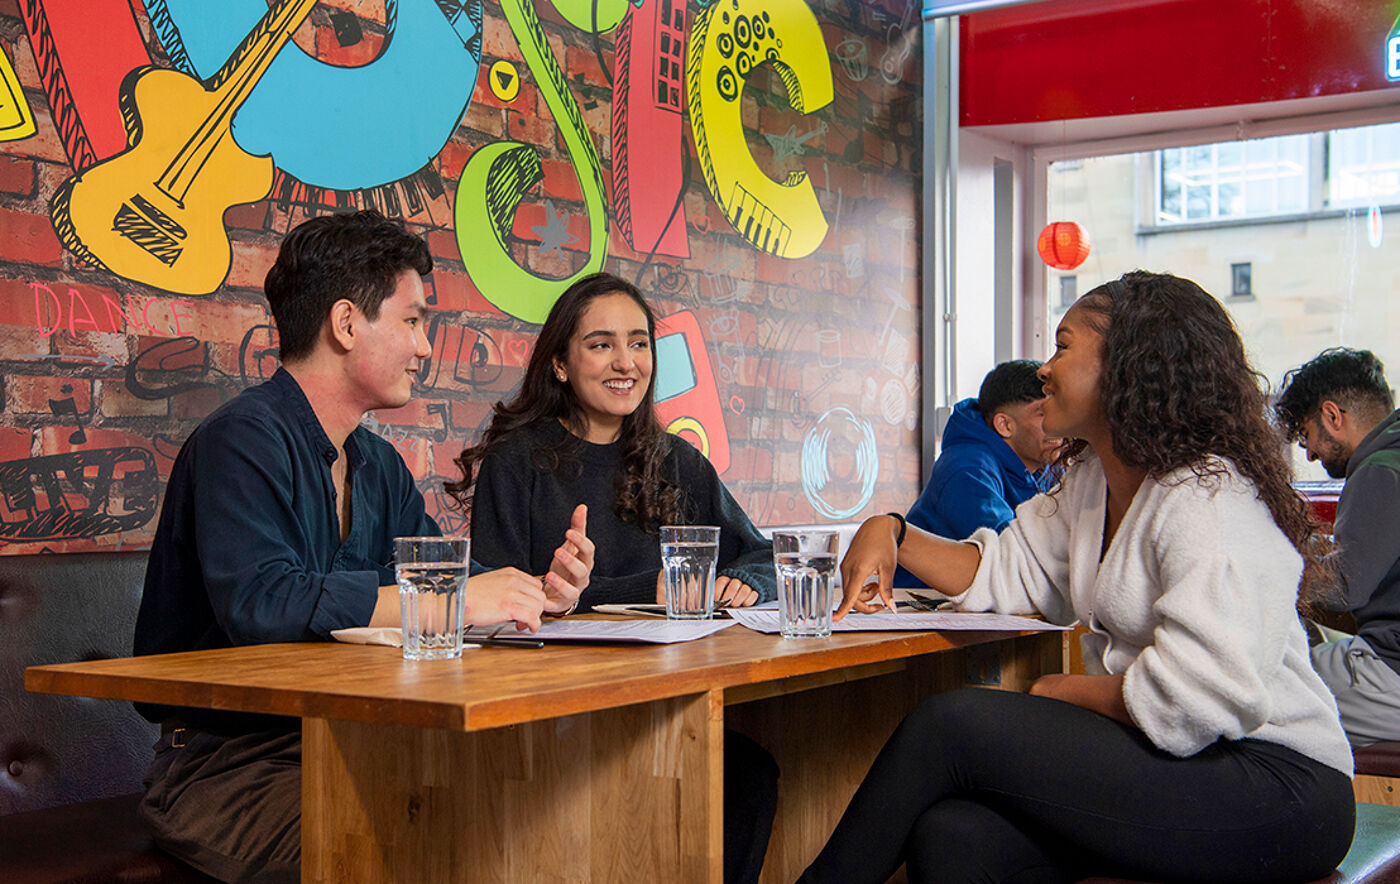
[661,525,720,619]
[395,536,469,660]
[773,530,839,638]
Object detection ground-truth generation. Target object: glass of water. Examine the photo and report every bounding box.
[660,526,721,619]
[773,530,839,638]
[395,536,469,660]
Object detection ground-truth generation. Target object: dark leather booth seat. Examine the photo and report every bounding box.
[1,792,219,883]
[1077,802,1400,884]
[1356,742,1400,779]
[0,552,210,881]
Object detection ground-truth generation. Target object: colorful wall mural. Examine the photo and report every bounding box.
[0,0,922,554]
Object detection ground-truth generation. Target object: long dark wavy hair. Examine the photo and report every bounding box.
[446,273,684,531]
[1055,271,1333,604]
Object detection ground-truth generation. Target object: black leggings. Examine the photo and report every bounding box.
[726,730,779,884]
[800,689,1355,884]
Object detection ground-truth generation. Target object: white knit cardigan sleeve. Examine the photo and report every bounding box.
[951,487,1080,626]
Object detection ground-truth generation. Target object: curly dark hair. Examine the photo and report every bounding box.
[445,273,684,531]
[1274,347,1393,442]
[1054,271,1332,604]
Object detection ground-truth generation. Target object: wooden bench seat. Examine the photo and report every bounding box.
[1077,801,1400,884]
[0,792,217,884]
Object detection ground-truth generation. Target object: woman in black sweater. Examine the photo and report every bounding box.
[446,273,779,884]
[447,272,774,610]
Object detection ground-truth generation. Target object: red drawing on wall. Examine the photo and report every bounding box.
[20,0,152,172]
[49,0,318,296]
[611,0,691,259]
[654,310,729,474]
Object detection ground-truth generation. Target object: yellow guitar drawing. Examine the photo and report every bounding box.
[51,0,318,296]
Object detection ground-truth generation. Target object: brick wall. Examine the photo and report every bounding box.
[0,0,922,552]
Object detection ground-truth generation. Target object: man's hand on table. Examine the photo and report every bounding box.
[465,568,548,633]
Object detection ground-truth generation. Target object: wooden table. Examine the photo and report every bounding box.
[27,622,1062,883]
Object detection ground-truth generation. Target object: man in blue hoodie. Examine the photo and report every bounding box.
[898,361,1059,585]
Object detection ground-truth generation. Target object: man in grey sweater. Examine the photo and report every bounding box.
[1277,347,1400,746]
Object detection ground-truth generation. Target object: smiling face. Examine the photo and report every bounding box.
[1037,304,1110,448]
[349,269,431,411]
[554,292,653,443]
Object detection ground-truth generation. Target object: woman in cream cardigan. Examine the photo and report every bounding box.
[801,271,1354,884]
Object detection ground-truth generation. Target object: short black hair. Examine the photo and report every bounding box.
[263,210,432,361]
[976,359,1045,427]
[1275,347,1394,441]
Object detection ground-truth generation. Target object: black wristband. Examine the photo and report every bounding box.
[884,512,907,547]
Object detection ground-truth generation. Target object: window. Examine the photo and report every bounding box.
[1043,119,1400,481]
[1058,275,1077,309]
[1230,262,1252,297]
[1154,122,1400,226]
[1328,122,1400,208]
[1157,136,1309,224]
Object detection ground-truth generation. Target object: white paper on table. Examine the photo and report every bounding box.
[330,627,483,649]
[466,619,738,644]
[725,608,1068,634]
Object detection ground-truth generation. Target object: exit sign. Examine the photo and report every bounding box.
[1389,34,1400,80]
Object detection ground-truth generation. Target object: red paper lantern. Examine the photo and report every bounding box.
[1037,221,1091,270]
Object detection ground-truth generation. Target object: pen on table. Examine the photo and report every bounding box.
[471,637,545,649]
[615,604,666,617]
[467,623,545,648]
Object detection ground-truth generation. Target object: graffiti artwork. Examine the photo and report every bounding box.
[655,310,731,473]
[52,0,320,296]
[0,447,158,542]
[0,0,920,554]
[454,0,609,323]
[613,0,692,259]
[688,0,833,257]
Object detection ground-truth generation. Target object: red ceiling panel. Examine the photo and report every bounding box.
[961,0,1400,126]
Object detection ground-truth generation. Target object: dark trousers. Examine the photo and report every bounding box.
[140,728,300,884]
[800,688,1355,884]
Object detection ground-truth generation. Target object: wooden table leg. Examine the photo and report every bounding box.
[302,690,724,883]
[729,633,1063,884]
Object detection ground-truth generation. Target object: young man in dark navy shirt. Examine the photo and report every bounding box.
[133,211,593,883]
